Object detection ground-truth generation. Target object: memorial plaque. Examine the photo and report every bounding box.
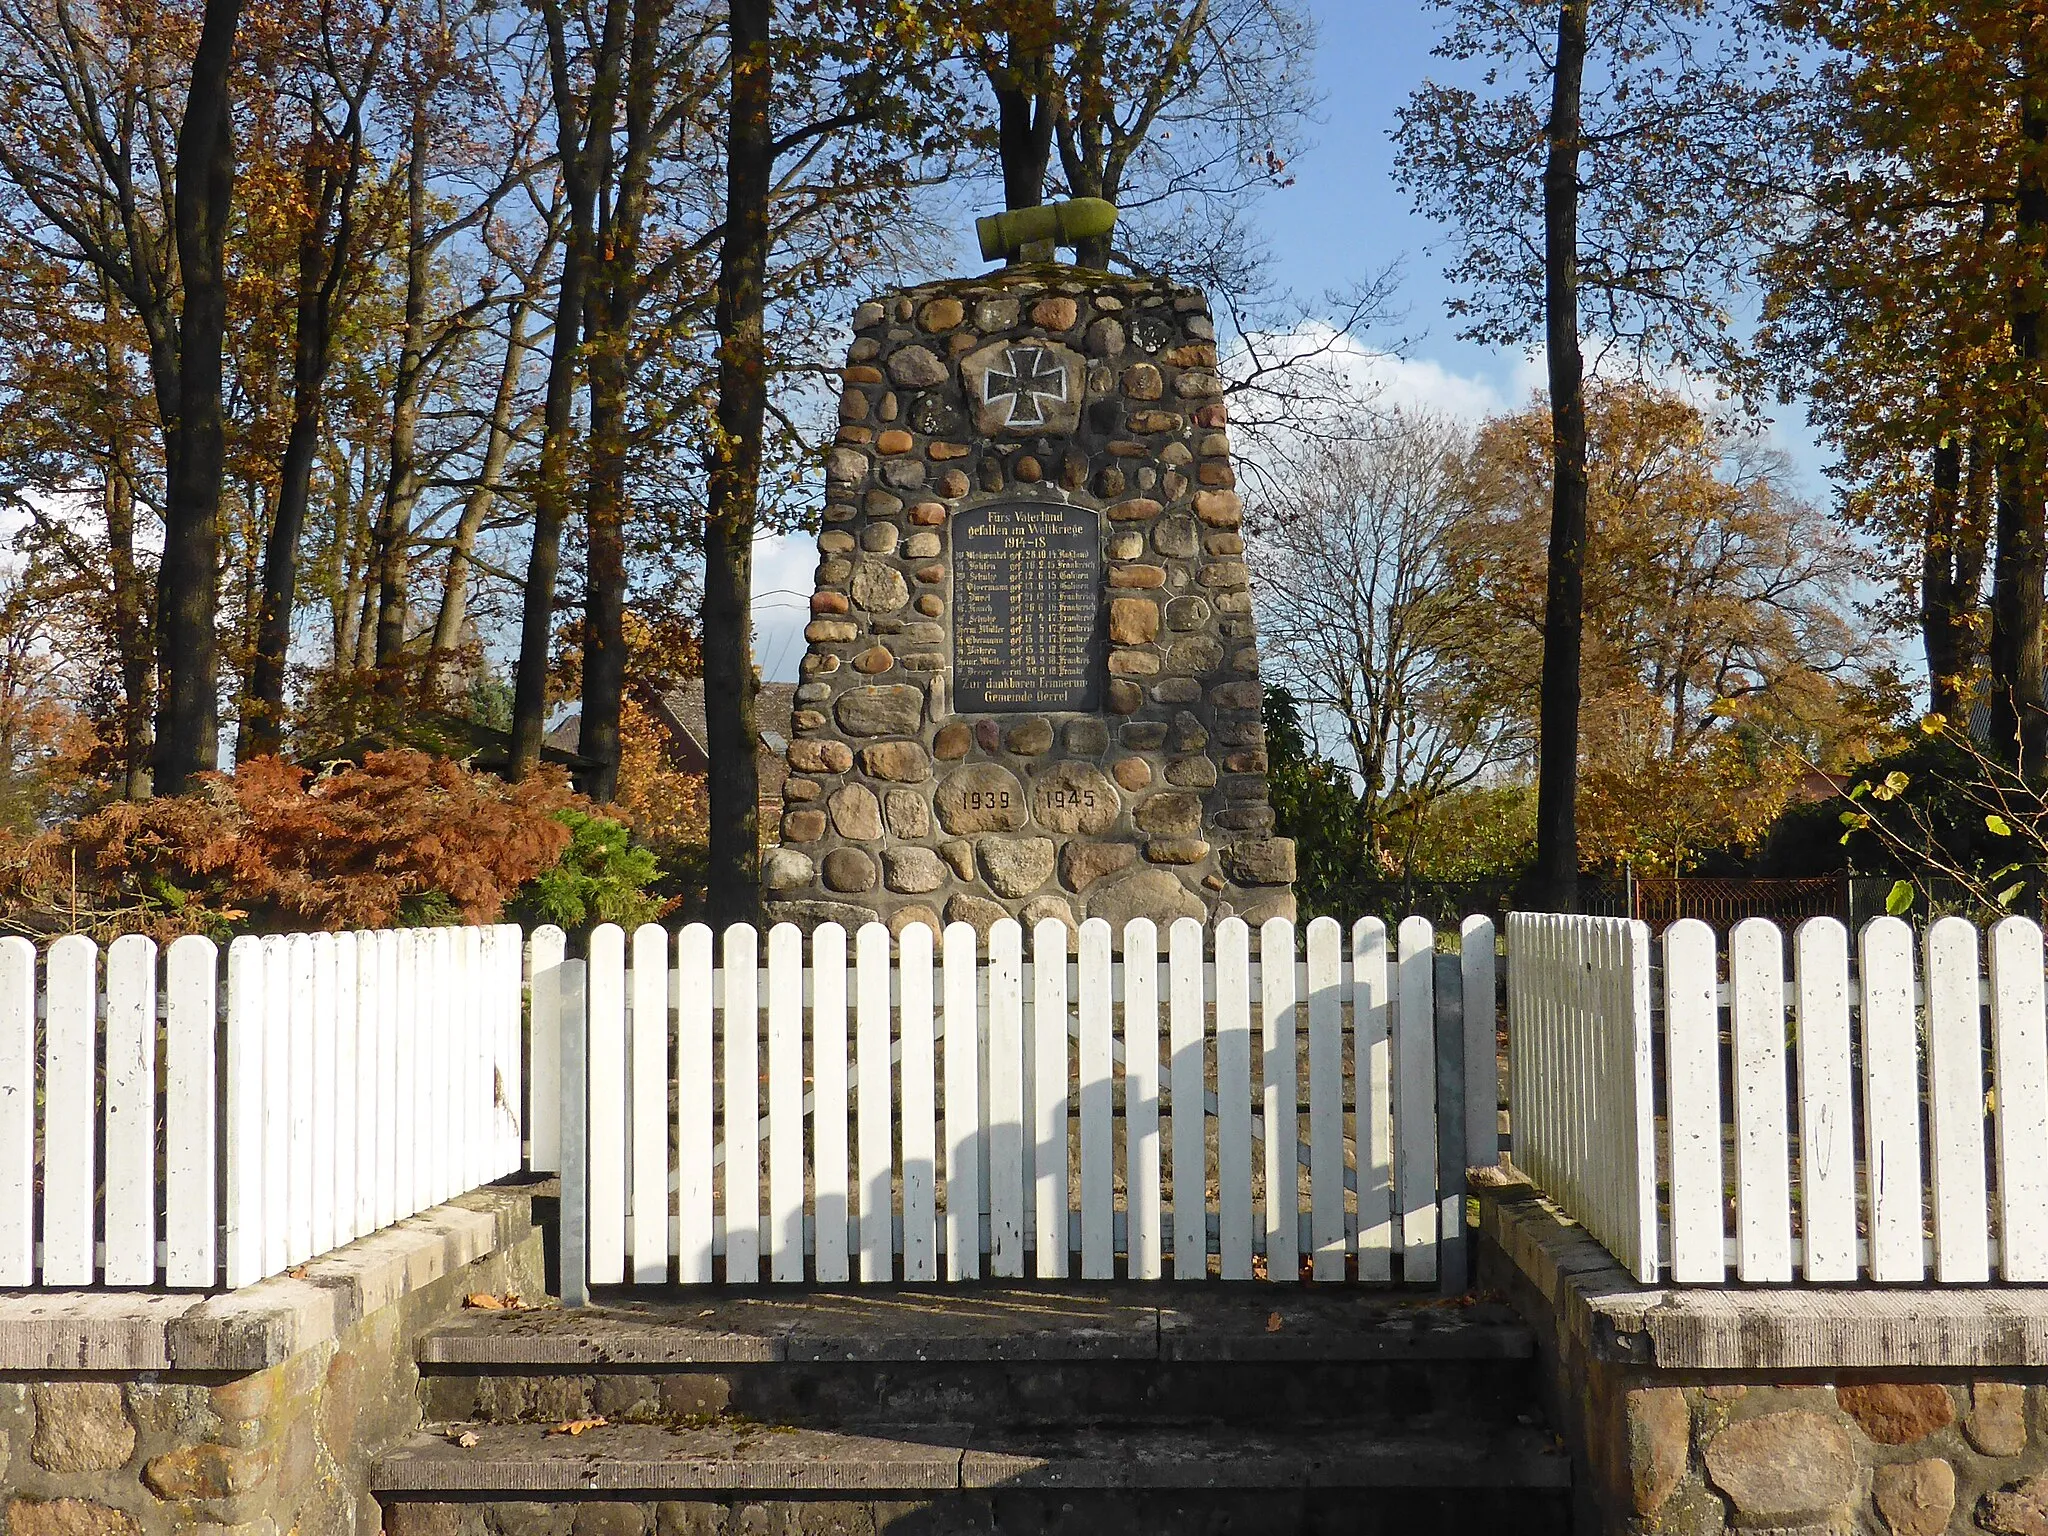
[952,500,1101,713]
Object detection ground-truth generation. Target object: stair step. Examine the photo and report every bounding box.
[375,1418,1572,1497]
[417,1287,1540,1432]
[419,1286,1536,1366]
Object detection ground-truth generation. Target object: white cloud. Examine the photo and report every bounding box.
[1230,320,1514,428]
[751,530,817,683]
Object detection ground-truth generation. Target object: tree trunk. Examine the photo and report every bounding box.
[99,278,154,798]
[510,0,620,779]
[155,0,243,793]
[577,0,669,805]
[1924,433,1968,720]
[1532,0,1589,911]
[246,143,353,759]
[995,29,1054,212]
[106,460,153,798]
[429,302,533,691]
[703,0,773,927]
[372,104,433,694]
[1994,61,2048,771]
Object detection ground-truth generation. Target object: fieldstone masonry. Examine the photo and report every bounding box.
[764,266,1295,936]
[0,1188,542,1536]
[1479,1177,2048,1536]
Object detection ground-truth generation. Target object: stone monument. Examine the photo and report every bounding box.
[762,205,1296,937]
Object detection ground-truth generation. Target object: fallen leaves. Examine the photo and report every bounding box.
[464,1292,527,1311]
[548,1416,608,1437]
[450,1429,480,1449]
[1265,1310,1284,1333]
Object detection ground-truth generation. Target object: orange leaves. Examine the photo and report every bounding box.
[19,748,581,939]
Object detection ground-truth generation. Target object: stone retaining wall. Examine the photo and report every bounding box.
[1478,1178,2048,1535]
[0,1185,543,1536]
[763,266,1294,938]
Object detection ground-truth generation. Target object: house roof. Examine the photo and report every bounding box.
[303,711,597,777]
[547,679,798,799]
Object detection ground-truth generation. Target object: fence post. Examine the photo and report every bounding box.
[1434,950,1467,1294]
[559,957,589,1308]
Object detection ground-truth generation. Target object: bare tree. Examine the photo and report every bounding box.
[1252,411,1523,872]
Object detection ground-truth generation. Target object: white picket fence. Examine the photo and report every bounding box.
[1510,912,2048,1286]
[535,914,1501,1292]
[0,925,525,1290]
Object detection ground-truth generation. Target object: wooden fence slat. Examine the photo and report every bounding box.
[286,933,317,1266]
[1925,916,1990,1282]
[1624,919,1661,1284]
[0,937,29,1285]
[766,923,806,1283]
[166,935,218,1288]
[1731,919,1793,1282]
[1215,917,1254,1280]
[420,930,443,1212]
[1079,918,1116,1279]
[1306,916,1344,1282]
[500,924,526,1176]
[43,936,97,1285]
[224,937,266,1289]
[1664,919,1726,1283]
[857,923,895,1282]
[1031,918,1070,1279]
[1861,915,1926,1283]
[423,929,444,1209]
[1793,918,1856,1281]
[1354,918,1392,1280]
[374,931,400,1231]
[103,934,158,1285]
[1168,917,1206,1280]
[766,924,805,1283]
[312,933,339,1259]
[1462,916,1498,1175]
[1433,950,1468,1291]
[587,923,628,1285]
[559,957,589,1305]
[1262,918,1300,1282]
[1395,916,1437,1282]
[900,921,939,1282]
[1990,917,2048,1281]
[635,923,675,1284]
[675,925,716,1285]
[1123,918,1162,1281]
[462,927,485,1193]
[448,929,468,1203]
[527,926,567,1174]
[812,924,851,1284]
[722,924,761,1284]
[943,922,983,1280]
[988,919,1027,1278]
[447,930,467,1203]
[350,933,378,1245]
[338,932,365,1243]
[392,932,416,1225]
[262,933,292,1276]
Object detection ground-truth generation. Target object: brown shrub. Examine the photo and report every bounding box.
[1,750,580,940]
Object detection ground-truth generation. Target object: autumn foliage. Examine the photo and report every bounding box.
[0,750,582,940]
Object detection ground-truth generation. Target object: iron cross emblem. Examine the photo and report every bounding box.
[983,346,1068,428]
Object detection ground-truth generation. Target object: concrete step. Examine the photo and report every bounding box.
[375,1417,1572,1535]
[417,1285,1541,1432]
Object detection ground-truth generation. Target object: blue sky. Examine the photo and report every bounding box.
[1254,2,1534,405]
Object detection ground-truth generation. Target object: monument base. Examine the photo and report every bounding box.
[764,265,1295,938]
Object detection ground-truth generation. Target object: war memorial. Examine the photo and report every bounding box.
[761,200,1297,936]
